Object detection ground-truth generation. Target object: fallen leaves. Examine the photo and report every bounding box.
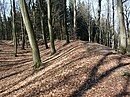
[0,40,130,97]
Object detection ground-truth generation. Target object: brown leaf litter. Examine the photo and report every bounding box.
[0,40,130,97]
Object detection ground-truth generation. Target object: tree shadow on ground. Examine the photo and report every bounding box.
[39,50,87,72]
[70,52,130,97]
[26,67,89,97]
[0,69,35,96]
[114,77,130,97]
[41,45,80,64]
[0,58,32,68]
[1,52,88,97]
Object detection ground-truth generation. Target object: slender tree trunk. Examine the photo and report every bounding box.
[73,0,77,39]
[117,0,127,53]
[21,17,25,50]
[37,0,49,49]
[64,0,70,44]
[59,20,63,40]
[3,0,7,40]
[98,0,101,44]
[0,13,1,40]
[107,0,110,47]
[61,20,64,39]
[125,7,130,47]
[0,13,4,40]
[21,28,26,50]
[112,0,115,49]
[88,0,91,42]
[12,0,17,57]
[126,13,130,54]
[126,17,130,44]
[88,21,91,42]
[41,14,49,49]
[32,2,36,30]
[19,0,41,68]
[47,0,56,54]
[28,0,32,10]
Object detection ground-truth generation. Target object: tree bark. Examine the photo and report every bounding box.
[64,0,70,44]
[3,0,7,40]
[19,0,41,68]
[112,0,115,49]
[21,16,25,50]
[73,0,77,39]
[47,0,56,54]
[0,12,4,40]
[107,0,110,47]
[88,0,91,42]
[117,0,127,53]
[12,0,17,57]
[98,0,101,44]
[37,0,49,49]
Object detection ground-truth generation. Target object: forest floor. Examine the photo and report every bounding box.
[0,40,130,97]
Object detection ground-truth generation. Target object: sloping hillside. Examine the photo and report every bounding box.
[0,40,130,97]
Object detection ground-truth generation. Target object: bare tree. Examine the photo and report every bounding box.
[73,0,77,39]
[19,0,41,68]
[64,0,70,44]
[107,0,110,47]
[12,0,17,57]
[117,0,127,53]
[37,0,49,49]
[47,0,56,54]
[112,0,115,49]
[124,6,130,44]
[21,15,26,50]
[98,0,102,44]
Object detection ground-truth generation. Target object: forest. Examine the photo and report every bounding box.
[0,0,130,97]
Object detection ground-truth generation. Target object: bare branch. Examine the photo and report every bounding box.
[122,0,128,3]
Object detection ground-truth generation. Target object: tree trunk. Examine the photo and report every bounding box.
[59,20,63,40]
[41,14,49,49]
[98,0,101,44]
[19,0,41,68]
[112,0,115,49]
[126,17,130,44]
[64,0,70,44]
[0,13,4,40]
[38,0,49,49]
[47,0,56,54]
[124,7,130,51]
[126,18,130,54]
[12,0,17,57]
[107,0,110,47]
[117,0,127,53]
[88,0,91,42]
[21,17,25,50]
[73,0,77,39]
[3,0,7,40]
[32,2,36,31]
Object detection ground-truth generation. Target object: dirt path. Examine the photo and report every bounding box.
[0,40,130,97]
